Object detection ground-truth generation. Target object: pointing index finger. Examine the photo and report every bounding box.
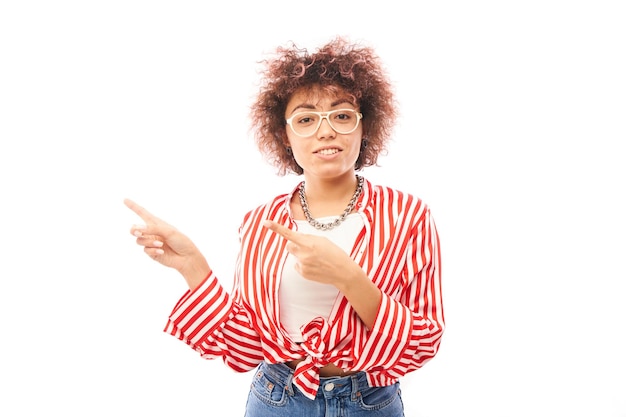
[263,220,302,243]
[123,198,160,224]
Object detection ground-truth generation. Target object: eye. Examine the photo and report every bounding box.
[332,110,354,123]
[295,113,318,125]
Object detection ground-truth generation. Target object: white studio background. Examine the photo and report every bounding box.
[1,1,625,416]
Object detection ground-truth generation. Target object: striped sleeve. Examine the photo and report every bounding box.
[161,196,290,373]
[163,267,264,372]
[354,206,444,378]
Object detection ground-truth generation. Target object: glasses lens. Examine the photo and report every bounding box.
[290,112,320,137]
[328,110,359,134]
[289,109,360,136]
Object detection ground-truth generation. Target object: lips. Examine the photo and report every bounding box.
[315,148,341,155]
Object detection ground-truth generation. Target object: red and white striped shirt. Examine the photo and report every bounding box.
[164,178,444,400]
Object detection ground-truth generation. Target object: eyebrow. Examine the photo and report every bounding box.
[288,99,355,115]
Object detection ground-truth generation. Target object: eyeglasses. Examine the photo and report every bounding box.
[285,108,363,137]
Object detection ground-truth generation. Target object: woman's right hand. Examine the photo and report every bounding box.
[124,198,210,290]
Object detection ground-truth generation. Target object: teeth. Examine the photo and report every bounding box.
[318,149,339,155]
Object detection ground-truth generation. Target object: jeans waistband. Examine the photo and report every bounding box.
[259,362,368,399]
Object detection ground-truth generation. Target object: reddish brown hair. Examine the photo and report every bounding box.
[250,37,397,175]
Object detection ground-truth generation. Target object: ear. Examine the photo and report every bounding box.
[281,131,292,147]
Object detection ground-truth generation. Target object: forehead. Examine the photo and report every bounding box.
[287,85,357,109]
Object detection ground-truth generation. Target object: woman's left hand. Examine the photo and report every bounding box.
[263,219,381,328]
[262,220,360,287]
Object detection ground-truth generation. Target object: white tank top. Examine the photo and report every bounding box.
[279,213,364,342]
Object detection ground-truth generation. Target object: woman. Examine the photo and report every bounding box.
[125,37,444,416]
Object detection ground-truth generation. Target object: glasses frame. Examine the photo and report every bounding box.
[285,108,363,138]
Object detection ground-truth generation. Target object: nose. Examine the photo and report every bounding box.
[316,116,336,139]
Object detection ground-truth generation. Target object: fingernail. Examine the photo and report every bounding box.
[155,249,164,255]
[153,240,163,247]
[133,230,143,237]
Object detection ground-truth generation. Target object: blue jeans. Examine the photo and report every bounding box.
[244,362,405,417]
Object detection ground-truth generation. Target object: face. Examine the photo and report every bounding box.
[284,88,363,181]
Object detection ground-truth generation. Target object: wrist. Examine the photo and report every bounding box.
[335,267,368,294]
[180,256,211,290]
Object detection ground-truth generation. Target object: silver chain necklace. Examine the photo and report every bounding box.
[298,175,364,231]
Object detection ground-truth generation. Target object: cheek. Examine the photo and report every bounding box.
[350,137,364,155]
[287,142,307,165]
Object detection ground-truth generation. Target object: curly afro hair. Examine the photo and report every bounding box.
[250,37,397,176]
